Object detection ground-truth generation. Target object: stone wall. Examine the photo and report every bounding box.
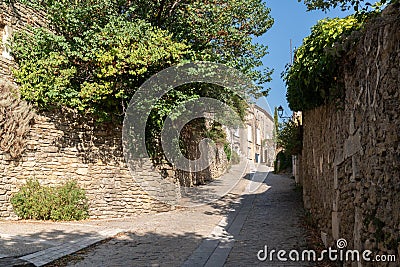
[300,4,400,265]
[0,2,48,81]
[0,109,172,219]
[0,2,232,219]
[176,120,230,187]
[0,2,174,219]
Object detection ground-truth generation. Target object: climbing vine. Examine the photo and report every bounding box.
[282,15,368,111]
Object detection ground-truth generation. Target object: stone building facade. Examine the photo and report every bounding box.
[226,104,275,166]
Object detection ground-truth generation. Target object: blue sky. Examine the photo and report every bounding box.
[256,0,351,117]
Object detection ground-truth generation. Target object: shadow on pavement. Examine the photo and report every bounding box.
[0,173,310,267]
[46,231,206,267]
[0,228,101,258]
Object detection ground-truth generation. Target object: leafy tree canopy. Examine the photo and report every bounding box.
[10,0,273,121]
[277,120,302,156]
[298,0,396,11]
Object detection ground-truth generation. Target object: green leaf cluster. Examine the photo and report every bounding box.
[282,16,365,111]
[277,120,302,155]
[274,119,301,173]
[274,150,292,173]
[11,179,89,221]
[11,11,189,119]
[10,0,273,120]
[299,0,395,12]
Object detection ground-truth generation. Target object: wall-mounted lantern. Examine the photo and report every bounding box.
[277,105,291,119]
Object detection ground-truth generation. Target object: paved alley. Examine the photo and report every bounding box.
[55,171,310,266]
[0,167,312,267]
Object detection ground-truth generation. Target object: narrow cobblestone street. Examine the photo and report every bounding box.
[46,170,311,267]
[1,1,399,266]
[224,173,310,267]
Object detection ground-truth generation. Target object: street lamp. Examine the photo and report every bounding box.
[277,105,291,119]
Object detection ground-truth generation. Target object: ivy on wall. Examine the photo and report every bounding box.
[282,15,368,111]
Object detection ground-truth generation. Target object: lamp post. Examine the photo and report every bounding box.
[277,105,291,120]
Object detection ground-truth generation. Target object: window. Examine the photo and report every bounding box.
[247,125,252,142]
[256,128,261,145]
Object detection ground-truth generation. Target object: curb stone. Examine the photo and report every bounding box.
[14,228,124,267]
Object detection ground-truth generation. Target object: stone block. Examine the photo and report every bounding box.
[349,112,356,135]
[321,231,328,247]
[21,161,36,168]
[76,168,88,175]
[334,167,339,189]
[344,131,362,159]
[332,211,341,241]
[332,190,340,212]
[334,149,344,166]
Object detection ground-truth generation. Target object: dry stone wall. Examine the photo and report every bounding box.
[0,109,172,219]
[300,4,400,266]
[0,2,230,219]
[0,3,173,218]
[0,1,48,81]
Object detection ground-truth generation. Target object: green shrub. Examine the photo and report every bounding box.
[11,179,89,221]
[274,150,292,173]
[223,143,232,161]
[277,120,303,155]
[230,150,241,165]
[282,16,366,111]
[223,143,241,165]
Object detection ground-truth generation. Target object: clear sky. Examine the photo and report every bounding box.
[256,0,351,117]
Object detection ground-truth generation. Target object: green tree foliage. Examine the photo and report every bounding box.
[274,150,292,173]
[273,107,279,142]
[298,0,396,11]
[11,0,273,120]
[10,0,273,166]
[277,120,302,155]
[274,120,302,173]
[126,0,274,86]
[11,3,189,119]
[282,16,365,111]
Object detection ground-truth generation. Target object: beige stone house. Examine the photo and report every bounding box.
[226,104,275,166]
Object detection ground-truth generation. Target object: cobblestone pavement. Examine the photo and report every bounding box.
[224,173,312,266]
[46,169,312,267]
[0,164,312,267]
[50,179,247,267]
